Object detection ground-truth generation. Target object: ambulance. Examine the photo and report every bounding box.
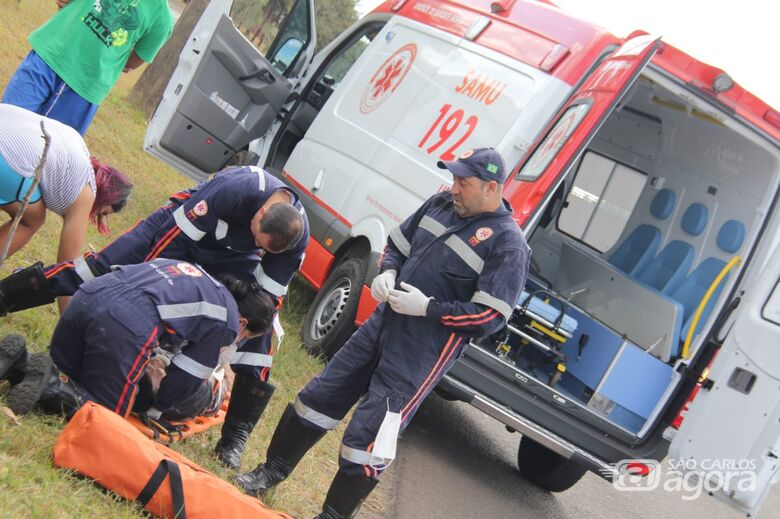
[144,0,780,513]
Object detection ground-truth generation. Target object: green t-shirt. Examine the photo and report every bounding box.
[29,0,174,104]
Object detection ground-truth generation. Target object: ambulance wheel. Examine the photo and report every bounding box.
[302,257,367,359]
[516,436,587,492]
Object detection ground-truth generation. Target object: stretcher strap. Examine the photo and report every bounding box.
[137,459,186,519]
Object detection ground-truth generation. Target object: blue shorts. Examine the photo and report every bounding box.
[0,152,42,206]
[2,51,99,136]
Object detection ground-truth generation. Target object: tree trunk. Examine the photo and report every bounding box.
[127,0,210,119]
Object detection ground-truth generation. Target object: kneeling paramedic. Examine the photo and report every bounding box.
[0,165,309,469]
[0,259,275,424]
[235,148,530,518]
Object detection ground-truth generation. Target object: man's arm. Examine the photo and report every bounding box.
[123,51,145,73]
[428,246,528,337]
[143,179,238,261]
[153,326,233,418]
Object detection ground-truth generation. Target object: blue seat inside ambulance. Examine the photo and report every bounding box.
[635,202,708,295]
[609,188,675,276]
[667,219,745,357]
[517,290,578,336]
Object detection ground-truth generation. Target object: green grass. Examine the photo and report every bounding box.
[0,2,384,517]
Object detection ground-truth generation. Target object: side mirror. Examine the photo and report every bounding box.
[271,38,304,74]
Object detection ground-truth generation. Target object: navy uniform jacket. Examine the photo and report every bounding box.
[162,166,310,300]
[381,191,530,363]
[88,260,240,414]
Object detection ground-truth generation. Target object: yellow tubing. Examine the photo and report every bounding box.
[681,256,742,359]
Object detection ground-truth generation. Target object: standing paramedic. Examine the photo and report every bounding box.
[236,148,530,519]
[0,260,275,422]
[2,0,174,135]
[0,165,309,470]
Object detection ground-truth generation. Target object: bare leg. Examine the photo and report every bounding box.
[0,201,46,260]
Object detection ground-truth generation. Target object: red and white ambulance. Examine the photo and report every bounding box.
[145,0,780,513]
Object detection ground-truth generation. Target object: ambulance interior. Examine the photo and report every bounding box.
[477,69,780,439]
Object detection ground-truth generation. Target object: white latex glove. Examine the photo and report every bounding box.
[387,282,431,317]
[371,270,397,303]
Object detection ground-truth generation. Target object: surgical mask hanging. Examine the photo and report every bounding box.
[372,399,401,461]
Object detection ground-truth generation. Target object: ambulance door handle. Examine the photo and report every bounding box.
[313,169,325,192]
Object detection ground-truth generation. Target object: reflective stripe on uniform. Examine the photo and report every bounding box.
[444,235,484,274]
[471,290,512,320]
[340,444,389,466]
[249,165,266,191]
[173,206,206,241]
[389,227,411,257]
[157,302,227,322]
[293,395,340,430]
[73,256,95,282]
[253,264,288,297]
[419,215,446,238]
[215,219,228,240]
[230,350,274,368]
[171,353,214,379]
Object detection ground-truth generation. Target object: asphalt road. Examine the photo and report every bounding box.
[363,394,780,519]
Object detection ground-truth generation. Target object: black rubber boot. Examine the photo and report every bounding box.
[214,375,276,470]
[235,403,326,496]
[0,262,56,316]
[315,469,380,519]
[0,334,27,385]
[6,353,88,417]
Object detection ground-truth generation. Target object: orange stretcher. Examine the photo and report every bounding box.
[126,394,231,444]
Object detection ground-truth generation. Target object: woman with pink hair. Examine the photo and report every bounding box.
[0,104,132,263]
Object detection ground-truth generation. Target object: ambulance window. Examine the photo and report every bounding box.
[231,0,312,75]
[319,25,382,89]
[517,103,590,182]
[557,151,646,253]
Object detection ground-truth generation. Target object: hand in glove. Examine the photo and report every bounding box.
[370,270,397,303]
[388,282,431,317]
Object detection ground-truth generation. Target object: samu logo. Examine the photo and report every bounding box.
[360,44,417,114]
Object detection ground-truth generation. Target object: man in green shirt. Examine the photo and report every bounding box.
[2,0,174,135]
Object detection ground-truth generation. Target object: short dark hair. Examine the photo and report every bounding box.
[259,203,304,252]
[217,275,276,335]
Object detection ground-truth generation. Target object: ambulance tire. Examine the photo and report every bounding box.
[516,436,587,492]
[302,257,367,359]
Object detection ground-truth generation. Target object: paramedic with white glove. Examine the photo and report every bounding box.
[235,148,530,519]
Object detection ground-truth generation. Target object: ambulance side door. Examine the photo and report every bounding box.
[144,0,317,182]
[502,34,661,228]
[669,244,780,517]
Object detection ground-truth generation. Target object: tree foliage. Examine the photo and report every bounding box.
[233,0,358,53]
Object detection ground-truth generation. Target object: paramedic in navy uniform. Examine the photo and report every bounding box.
[0,165,309,470]
[236,148,530,519]
[0,259,275,421]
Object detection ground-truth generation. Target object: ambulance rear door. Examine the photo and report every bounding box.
[505,34,661,227]
[668,242,780,517]
[144,0,317,181]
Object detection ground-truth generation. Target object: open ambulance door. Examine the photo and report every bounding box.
[668,246,780,517]
[144,0,317,182]
[503,34,661,228]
